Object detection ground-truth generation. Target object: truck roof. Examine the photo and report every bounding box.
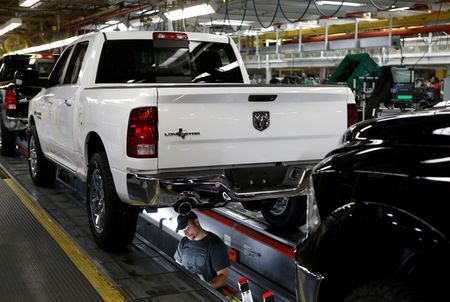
[73,31,230,44]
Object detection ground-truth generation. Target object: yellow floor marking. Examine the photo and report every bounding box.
[5,179,126,302]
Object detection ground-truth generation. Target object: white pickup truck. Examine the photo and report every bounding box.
[27,31,357,250]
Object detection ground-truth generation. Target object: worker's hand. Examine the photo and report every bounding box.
[208,267,229,289]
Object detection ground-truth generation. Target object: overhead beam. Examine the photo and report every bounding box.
[254,11,450,41]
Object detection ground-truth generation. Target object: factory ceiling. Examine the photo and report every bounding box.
[0,0,448,55]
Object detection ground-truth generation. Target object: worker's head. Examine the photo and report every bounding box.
[429,75,439,83]
[176,211,202,240]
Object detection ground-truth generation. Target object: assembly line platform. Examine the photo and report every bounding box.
[0,147,302,302]
[0,154,225,302]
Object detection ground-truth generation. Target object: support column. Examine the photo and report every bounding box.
[428,32,433,57]
[266,67,272,84]
[265,39,271,84]
[298,27,302,55]
[237,33,241,51]
[320,68,327,83]
[256,33,260,69]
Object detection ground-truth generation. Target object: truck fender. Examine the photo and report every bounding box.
[298,202,449,298]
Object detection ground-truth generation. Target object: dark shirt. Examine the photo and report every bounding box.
[174,232,230,283]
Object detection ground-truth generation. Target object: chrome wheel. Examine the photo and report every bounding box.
[270,197,289,216]
[90,168,105,234]
[29,135,38,177]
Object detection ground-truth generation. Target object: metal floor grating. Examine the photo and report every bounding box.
[0,180,103,302]
[0,166,8,179]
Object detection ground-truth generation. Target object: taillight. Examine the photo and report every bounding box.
[127,107,158,158]
[5,89,17,112]
[347,103,358,127]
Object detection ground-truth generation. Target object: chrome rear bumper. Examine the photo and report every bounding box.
[126,165,311,207]
[2,112,28,131]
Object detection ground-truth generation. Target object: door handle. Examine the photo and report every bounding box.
[64,100,72,107]
[248,95,277,102]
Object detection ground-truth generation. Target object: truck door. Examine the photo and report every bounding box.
[36,45,73,157]
[51,41,88,172]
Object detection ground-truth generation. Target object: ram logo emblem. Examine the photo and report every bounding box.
[253,111,270,131]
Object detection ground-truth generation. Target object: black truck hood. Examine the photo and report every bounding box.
[338,109,450,149]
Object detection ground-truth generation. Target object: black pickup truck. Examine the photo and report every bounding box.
[0,54,56,155]
[295,109,450,302]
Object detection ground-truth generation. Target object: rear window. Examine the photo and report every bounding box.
[96,39,243,84]
[34,61,55,78]
[0,56,30,81]
[0,55,56,82]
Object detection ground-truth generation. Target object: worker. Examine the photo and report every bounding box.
[174,211,230,289]
[270,74,279,84]
[428,75,441,90]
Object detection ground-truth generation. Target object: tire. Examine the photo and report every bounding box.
[261,196,306,229]
[344,280,427,302]
[28,125,57,187]
[87,152,139,250]
[0,118,17,156]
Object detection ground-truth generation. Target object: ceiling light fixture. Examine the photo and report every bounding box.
[101,23,128,32]
[316,1,364,7]
[260,26,275,33]
[0,18,22,37]
[105,20,120,25]
[19,0,40,7]
[136,9,160,15]
[164,3,215,21]
[9,35,81,54]
[200,20,254,26]
[388,6,410,12]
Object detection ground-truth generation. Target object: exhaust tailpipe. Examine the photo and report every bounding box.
[174,191,201,214]
[177,201,192,215]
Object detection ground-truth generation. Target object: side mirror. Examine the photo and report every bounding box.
[14,69,39,86]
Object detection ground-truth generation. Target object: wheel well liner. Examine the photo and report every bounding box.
[86,132,105,165]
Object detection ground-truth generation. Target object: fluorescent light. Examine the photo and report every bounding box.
[105,20,119,25]
[200,20,254,26]
[19,0,40,7]
[238,29,258,36]
[316,1,364,7]
[164,3,215,21]
[117,23,128,31]
[0,18,22,36]
[278,20,321,30]
[260,26,274,33]
[100,23,128,32]
[9,35,81,54]
[136,9,159,15]
[389,6,410,12]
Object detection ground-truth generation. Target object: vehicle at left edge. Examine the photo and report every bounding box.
[0,54,56,155]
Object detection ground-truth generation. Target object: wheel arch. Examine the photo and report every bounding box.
[306,202,449,302]
[85,131,106,167]
[28,115,35,126]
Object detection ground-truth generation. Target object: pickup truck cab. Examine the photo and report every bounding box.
[28,31,357,250]
[0,54,56,155]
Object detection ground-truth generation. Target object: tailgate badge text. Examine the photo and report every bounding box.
[253,111,270,131]
[164,128,200,140]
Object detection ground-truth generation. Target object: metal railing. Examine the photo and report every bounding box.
[241,35,450,68]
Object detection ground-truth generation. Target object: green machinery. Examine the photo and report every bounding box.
[325,53,381,93]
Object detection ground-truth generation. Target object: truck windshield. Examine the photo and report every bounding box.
[96,39,243,84]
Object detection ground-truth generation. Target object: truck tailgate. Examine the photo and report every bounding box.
[157,85,350,170]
